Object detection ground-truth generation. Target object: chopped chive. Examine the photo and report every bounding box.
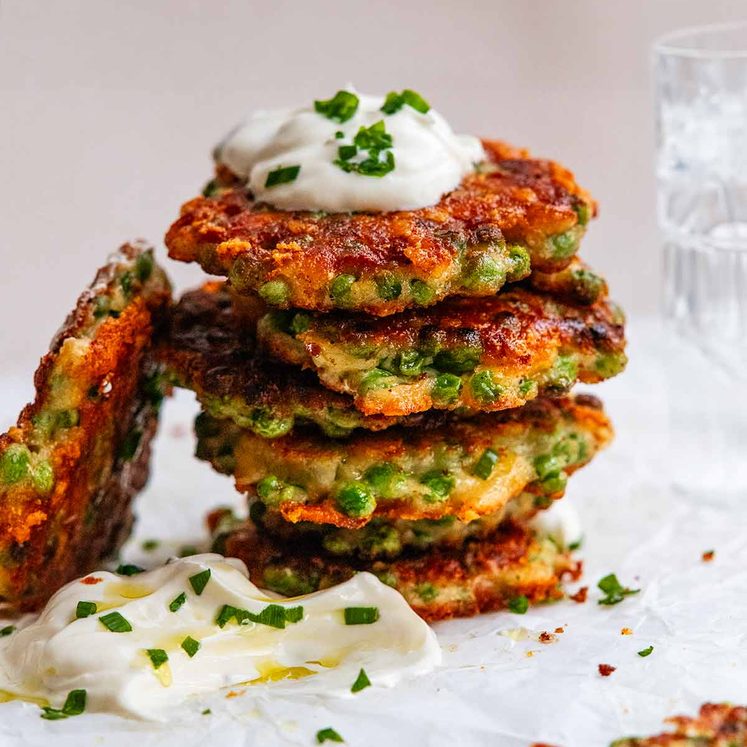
[508,595,529,614]
[202,708,212,715]
[637,645,654,657]
[169,592,187,613]
[116,563,144,576]
[351,668,371,693]
[568,536,584,551]
[189,569,211,596]
[472,448,498,480]
[315,90,360,123]
[344,607,379,625]
[41,689,87,720]
[181,636,200,658]
[0,625,16,637]
[597,574,640,606]
[317,727,344,743]
[75,601,97,619]
[141,539,159,552]
[381,89,430,115]
[253,604,287,629]
[216,604,240,628]
[99,611,133,633]
[146,648,168,670]
[285,606,304,623]
[265,165,301,188]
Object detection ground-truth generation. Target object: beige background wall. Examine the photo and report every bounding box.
[1,0,745,379]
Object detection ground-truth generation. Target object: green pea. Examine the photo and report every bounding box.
[431,373,462,403]
[574,202,591,226]
[258,280,290,306]
[549,230,579,260]
[257,475,282,500]
[470,370,502,403]
[363,525,402,556]
[463,255,505,291]
[410,280,435,306]
[336,482,376,517]
[546,355,578,393]
[434,346,481,374]
[595,352,627,378]
[363,462,405,499]
[472,448,498,480]
[135,252,154,282]
[534,454,561,480]
[375,273,402,301]
[396,350,424,377]
[415,583,438,602]
[263,567,317,596]
[360,368,396,395]
[506,245,531,281]
[0,444,31,484]
[330,274,356,303]
[541,471,568,494]
[420,470,455,503]
[31,460,54,493]
[322,533,355,556]
[375,570,398,588]
[570,268,604,304]
[533,495,553,509]
[289,312,311,335]
[120,271,134,298]
[249,408,292,438]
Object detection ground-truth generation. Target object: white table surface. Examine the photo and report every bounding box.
[0,318,745,747]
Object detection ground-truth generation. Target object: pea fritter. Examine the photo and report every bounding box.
[611,703,747,747]
[195,394,612,528]
[210,517,581,622]
[166,140,596,316]
[154,283,425,438]
[0,244,171,611]
[258,280,626,417]
[213,489,545,561]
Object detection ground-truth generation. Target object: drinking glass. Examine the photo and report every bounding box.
[654,22,747,498]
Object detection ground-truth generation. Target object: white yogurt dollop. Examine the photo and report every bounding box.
[0,555,440,721]
[218,90,485,212]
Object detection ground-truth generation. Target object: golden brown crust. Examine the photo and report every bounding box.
[221,519,581,622]
[611,703,747,746]
[166,139,596,315]
[0,244,171,611]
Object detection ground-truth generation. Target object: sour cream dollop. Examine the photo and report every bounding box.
[0,555,440,721]
[217,90,485,212]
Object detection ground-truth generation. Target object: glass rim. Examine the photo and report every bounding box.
[654,20,747,59]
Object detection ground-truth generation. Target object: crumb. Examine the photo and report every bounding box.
[447,643,458,653]
[538,631,557,644]
[526,650,535,658]
[702,550,715,562]
[570,586,588,603]
[225,690,242,699]
[554,626,565,634]
[621,627,633,635]
[598,663,616,677]
[80,576,103,585]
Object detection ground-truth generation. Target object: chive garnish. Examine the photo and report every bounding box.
[99,611,132,633]
[351,668,371,693]
[0,625,15,637]
[334,121,395,177]
[508,595,529,614]
[381,89,430,115]
[317,727,344,743]
[216,604,239,628]
[202,708,212,715]
[40,689,87,720]
[568,536,584,551]
[314,90,359,123]
[189,569,211,596]
[253,604,286,629]
[285,606,304,624]
[169,592,187,613]
[343,607,380,625]
[146,648,168,669]
[75,601,97,619]
[265,165,301,188]
[116,563,144,576]
[597,574,640,606]
[142,539,159,552]
[181,636,200,658]
[637,645,654,657]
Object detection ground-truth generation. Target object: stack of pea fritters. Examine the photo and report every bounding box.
[160,140,626,621]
